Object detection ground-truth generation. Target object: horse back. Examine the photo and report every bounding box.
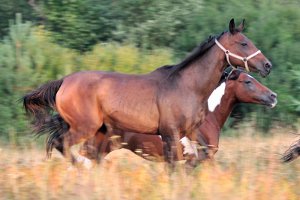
[57,71,161,134]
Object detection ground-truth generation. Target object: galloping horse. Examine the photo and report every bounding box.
[79,69,277,162]
[23,19,272,165]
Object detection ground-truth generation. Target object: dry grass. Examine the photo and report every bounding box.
[0,128,300,200]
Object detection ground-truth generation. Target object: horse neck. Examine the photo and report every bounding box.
[179,45,227,98]
[211,87,237,129]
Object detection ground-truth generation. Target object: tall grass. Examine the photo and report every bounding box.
[0,127,299,200]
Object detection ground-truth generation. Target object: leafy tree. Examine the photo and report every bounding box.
[0,14,77,138]
[0,0,37,37]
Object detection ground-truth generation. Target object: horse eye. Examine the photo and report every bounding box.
[241,42,247,46]
[244,80,251,84]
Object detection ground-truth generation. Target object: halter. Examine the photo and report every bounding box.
[215,39,261,72]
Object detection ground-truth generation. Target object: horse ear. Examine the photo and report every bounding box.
[229,18,236,34]
[237,19,245,32]
[228,69,240,80]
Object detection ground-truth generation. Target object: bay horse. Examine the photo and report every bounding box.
[79,69,277,162]
[23,19,272,166]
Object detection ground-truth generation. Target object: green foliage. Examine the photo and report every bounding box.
[0,0,299,136]
[40,0,115,51]
[0,15,173,138]
[0,14,77,138]
[80,43,172,73]
[0,0,36,37]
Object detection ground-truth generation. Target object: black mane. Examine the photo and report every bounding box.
[156,32,225,78]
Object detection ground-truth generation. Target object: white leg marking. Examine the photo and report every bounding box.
[180,137,198,158]
[70,145,93,169]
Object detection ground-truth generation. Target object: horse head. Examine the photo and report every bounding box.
[216,19,272,77]
[227,69,277,108]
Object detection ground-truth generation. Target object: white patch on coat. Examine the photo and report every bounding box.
[207,82,226,112]
[180,137,198,158]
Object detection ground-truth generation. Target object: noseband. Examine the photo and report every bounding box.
[215,39,261,72]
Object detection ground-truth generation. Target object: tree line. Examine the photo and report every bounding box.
[0,0,299,140]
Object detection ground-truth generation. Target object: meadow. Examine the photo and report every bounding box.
[0,126,299,200]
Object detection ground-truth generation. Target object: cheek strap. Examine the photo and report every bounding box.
[215,39,261,72]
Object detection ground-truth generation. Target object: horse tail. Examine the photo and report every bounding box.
[41,114,69,157]
[23,79,68,157]
[281,141,300,163]
[23,79,63,117]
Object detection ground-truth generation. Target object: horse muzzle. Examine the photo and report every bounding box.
[258,61,272,77]
[261,92,277,108]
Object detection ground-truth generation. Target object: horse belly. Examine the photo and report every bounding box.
[105,110,159,134]
[99,78,160,134]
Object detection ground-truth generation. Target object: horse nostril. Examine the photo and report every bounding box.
[271,92,277,99]
[265,62,272,69]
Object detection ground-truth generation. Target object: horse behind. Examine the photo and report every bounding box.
[79,69,277,162]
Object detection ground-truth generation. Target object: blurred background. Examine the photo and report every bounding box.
[0,1,300,199]
[0,0,299,142]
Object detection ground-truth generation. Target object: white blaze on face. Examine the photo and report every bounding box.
[180,137,198,158]
[207,82,226,112]
[247,74,254,79]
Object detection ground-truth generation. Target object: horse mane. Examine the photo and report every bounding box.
[156,31,226,78]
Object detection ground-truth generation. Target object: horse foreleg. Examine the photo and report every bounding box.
[196,132,209,161]
[161,130,183,168]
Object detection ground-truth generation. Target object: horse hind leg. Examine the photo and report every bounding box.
[79,126,110,162]
[48,114,103,168]
[64,123,103,156]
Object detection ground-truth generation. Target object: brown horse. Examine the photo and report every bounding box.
[23,19,272,165]
[79,69,277,162]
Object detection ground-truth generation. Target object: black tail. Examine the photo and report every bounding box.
[23,79,63,117]
[40,114,69,157]
[281,141,300,163]
[23,79,69,157]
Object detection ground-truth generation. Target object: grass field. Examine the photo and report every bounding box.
[0,127,299,200]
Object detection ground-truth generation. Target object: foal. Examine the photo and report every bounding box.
[79,69,277,161]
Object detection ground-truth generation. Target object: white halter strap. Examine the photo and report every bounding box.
[215,39,261,72]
